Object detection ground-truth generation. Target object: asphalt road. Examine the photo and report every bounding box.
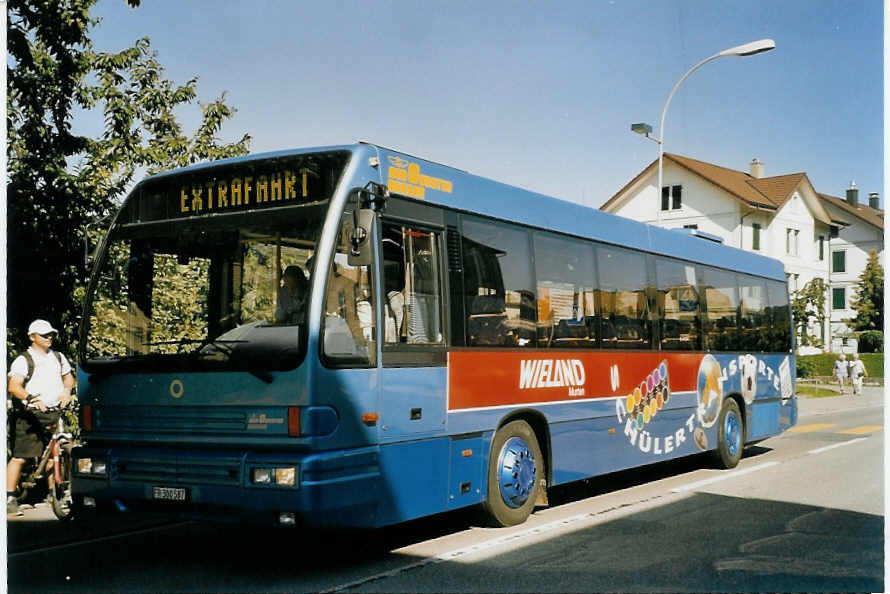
[6,386,884,592]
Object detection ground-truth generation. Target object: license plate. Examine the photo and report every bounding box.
[152,486,188,501]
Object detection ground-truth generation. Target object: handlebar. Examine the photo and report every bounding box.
[18,397,79,413]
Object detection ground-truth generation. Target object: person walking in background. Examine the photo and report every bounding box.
[6,320,74,515]
[849,353,867,396]
[833,353,848,394]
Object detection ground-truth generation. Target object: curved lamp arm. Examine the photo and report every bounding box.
[656,39,775,212]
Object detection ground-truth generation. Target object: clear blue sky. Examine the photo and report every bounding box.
[80,0,884,209]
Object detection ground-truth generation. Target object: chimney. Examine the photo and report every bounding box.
[869,192,880,210]
[749,158,764,179]
[846,180,859,207]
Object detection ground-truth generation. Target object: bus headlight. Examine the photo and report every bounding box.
[250,466,297,487]
[77,457,108,476]
[274,467,296,486]
[252,468,272,485]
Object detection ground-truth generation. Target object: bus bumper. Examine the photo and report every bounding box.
[71,445,381,528]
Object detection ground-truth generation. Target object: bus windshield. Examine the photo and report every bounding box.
[82,204,327,372]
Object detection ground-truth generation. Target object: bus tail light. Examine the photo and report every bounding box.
[82,405,93,432]
[287,407,301,437]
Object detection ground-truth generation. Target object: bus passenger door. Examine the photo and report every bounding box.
[378,216,448,440]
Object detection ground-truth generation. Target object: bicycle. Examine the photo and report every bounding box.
[8,401,78,520]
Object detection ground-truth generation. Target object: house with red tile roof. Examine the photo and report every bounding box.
[818,185,884,346]
[601,154,883,351]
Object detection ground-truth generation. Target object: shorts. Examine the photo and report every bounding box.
[10,409,59,458]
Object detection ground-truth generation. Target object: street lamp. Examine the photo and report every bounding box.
[632,38,775,220]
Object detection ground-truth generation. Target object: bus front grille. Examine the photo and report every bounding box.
[97,406,247,434]
[113,452,243,486]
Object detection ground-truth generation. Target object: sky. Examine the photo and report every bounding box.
[77,0,884,209]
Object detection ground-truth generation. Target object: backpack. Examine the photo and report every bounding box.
[19,350,64,387]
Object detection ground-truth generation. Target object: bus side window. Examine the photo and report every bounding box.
[533,232,597,348]
[655,257,701,351]
[766,279,792,352]
[738,274,769,352]
[321,212,376,366]
[597,246,652,350]
[381,223,444,345]
[461,218,536,347]
[699,266,739,352]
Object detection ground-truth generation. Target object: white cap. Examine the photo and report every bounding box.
[28,319,57,335]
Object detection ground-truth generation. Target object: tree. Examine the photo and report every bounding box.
[850,250,884,331]
[790,278,827,347]
[7,0,250,353]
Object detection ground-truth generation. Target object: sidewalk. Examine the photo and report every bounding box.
[796,382,885,417]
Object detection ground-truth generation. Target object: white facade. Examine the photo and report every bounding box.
[821,193,885,340]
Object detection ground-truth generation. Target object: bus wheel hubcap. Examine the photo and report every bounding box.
[725,410,741,458]
[498,436,536,509]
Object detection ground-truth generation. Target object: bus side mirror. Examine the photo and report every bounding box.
[348,209,375,266]
[84,235,101,269]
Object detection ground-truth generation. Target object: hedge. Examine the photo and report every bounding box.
[797,353,883,378]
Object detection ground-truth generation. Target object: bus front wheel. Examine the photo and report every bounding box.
[714,398,744,469]
[483,420,543,527]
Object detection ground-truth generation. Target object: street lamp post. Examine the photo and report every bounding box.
[632,38,775,221]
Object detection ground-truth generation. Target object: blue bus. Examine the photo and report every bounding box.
[73,143,796,528]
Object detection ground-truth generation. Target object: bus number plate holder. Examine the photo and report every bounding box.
[152,486,188,502]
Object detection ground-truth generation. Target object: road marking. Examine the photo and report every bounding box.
[670,462,779,493]
[838,425,883,435]
[788,423,837,433]
[808,437,869,455]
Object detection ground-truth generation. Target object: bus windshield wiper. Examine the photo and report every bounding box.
[142,338,246,354]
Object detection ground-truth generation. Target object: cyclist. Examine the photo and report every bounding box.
[7,320,74,515]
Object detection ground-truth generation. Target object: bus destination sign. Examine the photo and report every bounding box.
[130,152,349,223]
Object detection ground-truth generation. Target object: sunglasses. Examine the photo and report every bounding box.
[39,333,57,339]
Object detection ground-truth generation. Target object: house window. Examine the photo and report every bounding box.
[830,226,839,238]
[785,228,799,256]
[832,250,846,273]
[818,235,824,260]
[752,223,761,251]
[832,287,846,310]
[661,185,682,210]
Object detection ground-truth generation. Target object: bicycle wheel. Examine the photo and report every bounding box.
[50,447,73,521]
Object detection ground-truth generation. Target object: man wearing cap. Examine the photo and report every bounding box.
[6,320,74,515]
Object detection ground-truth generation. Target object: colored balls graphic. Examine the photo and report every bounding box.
[626,394,635,412]
[660,362,667,379]
[643,406,651,423]
[636,414,644,429]
[646,375,654,392]
[662,387,670,404]
[657,392,664,408]
[653,368,661,384]
[634,387,642,406]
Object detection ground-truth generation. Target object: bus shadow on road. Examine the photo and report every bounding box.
[10,492,880,593]
[546,445,772,508]
[373,493,884,593]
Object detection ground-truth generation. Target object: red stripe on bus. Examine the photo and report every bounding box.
[447,351,702,411]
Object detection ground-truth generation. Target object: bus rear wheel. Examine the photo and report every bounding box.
[714,398,744,469]
[483,420,543,527]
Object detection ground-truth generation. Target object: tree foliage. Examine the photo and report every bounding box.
[7,0,251,354]
[790,278,827,347]
[850,250,884,331]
